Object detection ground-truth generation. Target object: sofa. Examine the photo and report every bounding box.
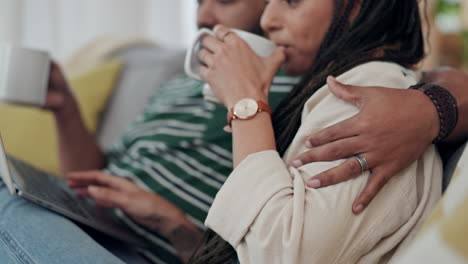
[3,37,467,262]
[63,38,186,150]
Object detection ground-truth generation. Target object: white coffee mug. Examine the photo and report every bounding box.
[185,28,276,81]
[0,43,50,107]
[185,29,276,103]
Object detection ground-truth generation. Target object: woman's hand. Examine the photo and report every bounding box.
[198,25,286,108]
[67,171,195,237]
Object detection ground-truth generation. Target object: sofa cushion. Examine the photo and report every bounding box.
[443,143,467,191]
[0,60,122,175]
[96,45,185,149]
[393,142,468,263]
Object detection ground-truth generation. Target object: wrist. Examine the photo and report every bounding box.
[225,92,268,110]
[409,88,440,142]
[410,82,458,144]
[166,216,202,262]
[227,98,271,128]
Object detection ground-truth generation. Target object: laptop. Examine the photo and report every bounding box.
[0,136,148,248]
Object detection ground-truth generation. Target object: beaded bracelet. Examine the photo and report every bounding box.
[410,82,458,144]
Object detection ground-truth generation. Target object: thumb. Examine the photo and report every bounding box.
[327,76,363,107]
[266,46,286,72]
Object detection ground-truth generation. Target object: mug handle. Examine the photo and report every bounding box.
[184,28,216,81]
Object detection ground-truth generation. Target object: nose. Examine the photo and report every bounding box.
[260,0,282,36]
[197,2,218,29]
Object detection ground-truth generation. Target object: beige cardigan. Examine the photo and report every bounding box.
[205,62,442,264]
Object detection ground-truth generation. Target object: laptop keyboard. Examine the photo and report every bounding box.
[7,157,93,219]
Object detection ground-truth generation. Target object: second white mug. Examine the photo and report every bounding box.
[0,43,50,107]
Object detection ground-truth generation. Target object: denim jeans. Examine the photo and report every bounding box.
[0,180,151,264]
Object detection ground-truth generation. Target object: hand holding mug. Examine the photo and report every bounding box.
[185,26,283,105]
[185,25,285,107]
[0,44,50,107]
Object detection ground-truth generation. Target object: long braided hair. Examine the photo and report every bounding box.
[190,0,426,263]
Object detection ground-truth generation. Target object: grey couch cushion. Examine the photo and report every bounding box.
[97,45,185,149]
[443,142,467,191]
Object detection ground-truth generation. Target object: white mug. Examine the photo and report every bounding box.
[185,28,276,103]
[0,43,50,107]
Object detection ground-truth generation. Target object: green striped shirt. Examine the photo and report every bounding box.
[106,73,299,264]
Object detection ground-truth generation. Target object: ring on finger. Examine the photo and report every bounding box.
[353,154,369,173]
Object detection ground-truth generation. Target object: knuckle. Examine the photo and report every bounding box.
[220,46,229,56]
[198,50,205,60]
[308,137,321,146]
[328,145,343,160]
[301,151,316,162]
[95,188,106,198]
[348,159,363,174]
[326,171,342,185]
[324,129,337,141]
[313,131,328,145]
[359,118,373,131]
[211,58,219,69]
[96,172,105,182]
[327,167,350,185]
[320,168,344,186]
[120,195,131,208]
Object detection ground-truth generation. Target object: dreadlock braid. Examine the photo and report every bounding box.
[190,0,426,263]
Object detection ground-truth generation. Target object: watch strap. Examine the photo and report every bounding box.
[227,100,271,127]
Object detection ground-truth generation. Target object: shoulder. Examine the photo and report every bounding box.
[302,62,418,117]
[336,61,418,89]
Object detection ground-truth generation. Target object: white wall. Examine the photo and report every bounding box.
[0,0,198,59]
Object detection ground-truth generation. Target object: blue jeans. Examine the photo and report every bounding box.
[0,180,151,264]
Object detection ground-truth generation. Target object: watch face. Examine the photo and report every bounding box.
[233,98,259,119]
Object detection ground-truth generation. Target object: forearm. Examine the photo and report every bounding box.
[53,98,106,175]
[231,112,276,167]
